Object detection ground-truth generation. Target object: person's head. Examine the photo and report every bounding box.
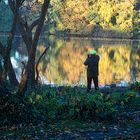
[88,50,97,56]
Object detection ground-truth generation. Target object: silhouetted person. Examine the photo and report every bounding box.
[84,50,100,92]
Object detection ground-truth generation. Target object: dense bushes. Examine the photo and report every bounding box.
[130,82,140,91]
[43,88,140,121]
[0,86,140,126]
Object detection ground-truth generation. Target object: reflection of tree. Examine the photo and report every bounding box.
[36,38,140,86]
[58,40,89,84]
[131,41,140,82]
[98,45,131,85]
[43,38,92,84]
[37,37,64,84]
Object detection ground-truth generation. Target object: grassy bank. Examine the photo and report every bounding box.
[0,84,140,139]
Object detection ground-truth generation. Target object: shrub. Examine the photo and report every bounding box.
[130,82,140,91]
[1,86,140,126]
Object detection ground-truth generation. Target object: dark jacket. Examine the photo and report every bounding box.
[84,54,100,77]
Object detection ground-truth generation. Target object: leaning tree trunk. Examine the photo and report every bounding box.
[18,48,36,93]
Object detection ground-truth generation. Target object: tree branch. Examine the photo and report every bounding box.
[7,1,19,53]
[32,0,50,49]
[20,0,25,6]
[29,18,40,32]
[8,0,24,13]
[35,46,49,83]
[18,20,32,52]
[8,0,15,13]
[9,0,32,53]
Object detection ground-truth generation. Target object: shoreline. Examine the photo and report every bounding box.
[1,32,140,41]
[49,33,140,41]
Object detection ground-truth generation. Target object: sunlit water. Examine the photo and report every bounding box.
[0,35,140,87]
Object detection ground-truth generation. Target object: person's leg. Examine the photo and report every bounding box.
[87,77,92,92]
[93,76,99,90]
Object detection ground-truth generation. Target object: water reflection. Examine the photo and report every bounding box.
[98,45,131,85]
[1,35,140,86]
[37,38,140,86]
[41,38,140,86]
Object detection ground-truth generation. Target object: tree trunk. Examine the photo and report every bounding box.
[19,49,36,93]
[0,60,2,80]
[0,0,20,87]
[8,58,19,87]
[0,44,19,87]
[18,0,50,93]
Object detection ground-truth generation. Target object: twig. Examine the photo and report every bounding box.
[35,46,49,83]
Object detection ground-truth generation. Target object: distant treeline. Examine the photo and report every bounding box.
[0,0,140,39]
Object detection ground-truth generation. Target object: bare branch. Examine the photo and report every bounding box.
[35,46,49,83]
[29,18,40,31]
[20,0,25,6]
[18,20,32,52]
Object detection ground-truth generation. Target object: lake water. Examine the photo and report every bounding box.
[1,35,140,87]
